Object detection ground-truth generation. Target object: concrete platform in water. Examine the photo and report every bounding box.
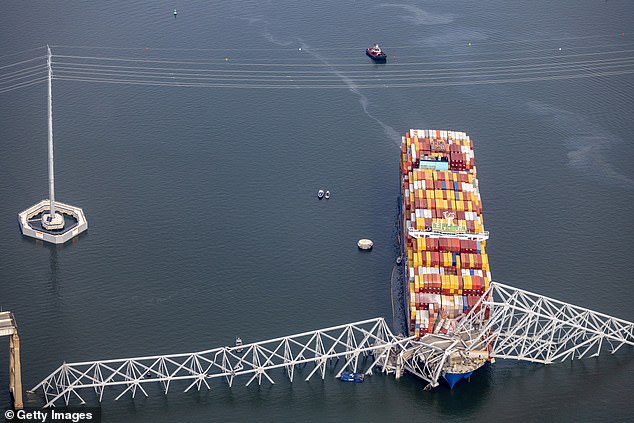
[18,199,87,244]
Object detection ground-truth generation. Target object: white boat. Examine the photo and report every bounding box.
[318,189,324,199]
[357,239,373,250]
[325,190,331,199]
[235,337,243,352]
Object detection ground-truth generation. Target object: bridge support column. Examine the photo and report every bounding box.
[2,312,24,409]
[9,333,23,409]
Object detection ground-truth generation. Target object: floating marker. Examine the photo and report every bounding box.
[298,47,302,51]
[225,57,229,62]
[558,47,562,51]
[467,42,472,47]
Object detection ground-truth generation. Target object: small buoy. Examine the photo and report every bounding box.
[558,47,562,51]
[145,47,149,51]
[621,32,625,37]
[225,57,229,62]
[298,47,302,51]
[467,42,472,47]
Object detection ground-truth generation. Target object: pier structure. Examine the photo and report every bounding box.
[1,312,23,409]
[18,45,87,244]
[31,281,634,407]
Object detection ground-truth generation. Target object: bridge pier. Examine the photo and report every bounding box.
[9,333,23,409]
[1,312,23,409]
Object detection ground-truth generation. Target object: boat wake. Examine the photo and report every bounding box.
[299,40,401,146]
[254,21,401,146]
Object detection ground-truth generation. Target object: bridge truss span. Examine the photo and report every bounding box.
[458,282,634,364]
[30,318,419,407]
[31,282,634,407]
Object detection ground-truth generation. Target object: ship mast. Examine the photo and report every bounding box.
[46,45,56,221]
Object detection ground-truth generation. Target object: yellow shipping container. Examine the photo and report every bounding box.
[463,275,471,290]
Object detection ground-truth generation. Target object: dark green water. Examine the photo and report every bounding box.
[1,1,633,421]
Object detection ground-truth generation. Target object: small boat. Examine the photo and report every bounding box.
[235,337,243,353]
[325,190,331,199]
[358,239,373,250]
[396,256,402,265]
[318,189,324,199]
[340,371,364,383]
[173,9,178,16]
[366,44,387,62]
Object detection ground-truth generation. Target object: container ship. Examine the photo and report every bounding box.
[399,129,491,387]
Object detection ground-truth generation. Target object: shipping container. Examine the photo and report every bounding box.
[401,129,491,338]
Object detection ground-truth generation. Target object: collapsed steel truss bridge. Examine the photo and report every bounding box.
[31,282,634,407]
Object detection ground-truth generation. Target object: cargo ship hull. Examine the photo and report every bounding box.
[399,129,491,385]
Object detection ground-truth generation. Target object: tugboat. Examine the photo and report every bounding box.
[318,189,325,199]
[366,44,387,62]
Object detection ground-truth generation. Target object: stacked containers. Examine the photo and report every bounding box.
[402,129,491,338]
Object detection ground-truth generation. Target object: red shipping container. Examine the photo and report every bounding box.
[438,238,449,252]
